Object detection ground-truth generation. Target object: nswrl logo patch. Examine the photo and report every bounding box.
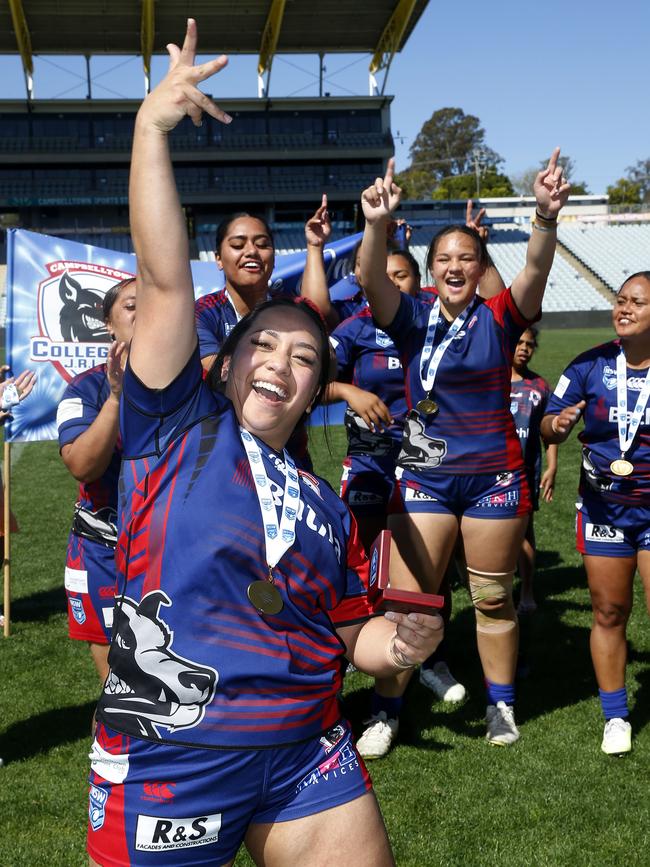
[89,784,109,831]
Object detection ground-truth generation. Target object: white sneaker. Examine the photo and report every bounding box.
[356,712,399,760]
[486,701,520,746]
[601,718,632,755]
[419,662,467,703]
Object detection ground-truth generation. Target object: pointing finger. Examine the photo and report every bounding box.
[180,18,198,66]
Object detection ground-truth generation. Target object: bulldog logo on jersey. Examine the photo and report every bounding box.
[101,590,218,740]
[29,261,134,383]
[399,414,447,469]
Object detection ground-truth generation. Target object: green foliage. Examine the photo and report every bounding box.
[607,177,643,206]
[2,331,650,866]
[625,158,650,202]
[400,107,505,200]
[431,170,514,200]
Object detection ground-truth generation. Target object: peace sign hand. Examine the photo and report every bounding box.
[139,19,232,133]
[534,147,571,219]
[361,158,402,225]
[465,199,488,241]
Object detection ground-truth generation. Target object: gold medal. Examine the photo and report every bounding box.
[247,580,283,615]
[415,397,439,417]
[610,458,634,477]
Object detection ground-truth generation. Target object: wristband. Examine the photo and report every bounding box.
[533,222,555,233]
[535,209,557,224]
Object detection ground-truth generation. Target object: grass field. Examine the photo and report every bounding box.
[1,327,649,866]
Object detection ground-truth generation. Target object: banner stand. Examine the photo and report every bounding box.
[3,439,10,638]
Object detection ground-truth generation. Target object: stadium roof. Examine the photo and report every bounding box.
[3,0,429,98]
[1,0,429,56]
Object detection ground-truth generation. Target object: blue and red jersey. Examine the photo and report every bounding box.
[546,340,650,505]
[329,274,368,323]
[385,288,535,475]
[96,347,372,750]
[57,364,121,514]
[510,370,551,482]
[194,289,241,360]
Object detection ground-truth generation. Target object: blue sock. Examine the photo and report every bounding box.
[371,692,403,720]
[599,687,629,720]
[485,679,515,707]
[422,639,447,670]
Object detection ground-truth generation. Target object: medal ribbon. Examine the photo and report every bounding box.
[615,349,650,455]
[239,428,300,570]
[419,298,474,394]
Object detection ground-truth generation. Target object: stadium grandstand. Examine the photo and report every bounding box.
[1,0,649,327]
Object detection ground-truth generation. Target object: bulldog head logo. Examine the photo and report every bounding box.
[58,272,110,343]
[400,415,447,469]
[101,590,218,739]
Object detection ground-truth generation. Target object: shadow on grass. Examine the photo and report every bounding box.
[10,586,67,624]
[0,700,96,763]
[345,563,607,743]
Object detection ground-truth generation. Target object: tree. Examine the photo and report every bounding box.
[399,107,504,198]
[625,158,650,202]
[430,170,514,200]
[606,178,642,206]
[511,156,589,195]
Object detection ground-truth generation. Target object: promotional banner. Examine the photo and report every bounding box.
[5,228,360,442]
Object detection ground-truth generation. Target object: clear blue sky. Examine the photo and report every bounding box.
[1,0,648,194]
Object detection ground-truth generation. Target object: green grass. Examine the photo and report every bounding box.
[2,328,650,866]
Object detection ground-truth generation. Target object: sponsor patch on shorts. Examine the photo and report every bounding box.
[585,523,623,543]
[348,490,384,505]
[102,607,114,628]
[553,374,570,399]
[404,488,437,502]
[65,566,88,594]
[135,813,221,851]
[90,740,129,784]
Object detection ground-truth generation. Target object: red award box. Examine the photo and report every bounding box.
[368,530,444,615]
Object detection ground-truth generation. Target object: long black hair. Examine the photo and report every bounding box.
[215,212,275,256]
[102,277,136,332]
[207,297,331,416]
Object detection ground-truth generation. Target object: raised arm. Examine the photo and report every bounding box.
[358,159,403,328]
[61,343,125,482]
[129,19,231,388]
[511,148,570,320]
[465,199,506,300]
[300,195,340,330]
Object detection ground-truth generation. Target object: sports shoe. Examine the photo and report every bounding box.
[419,662,467,703]
[356,712,399,760]
[601,718,632,755]
[486,701,520,746]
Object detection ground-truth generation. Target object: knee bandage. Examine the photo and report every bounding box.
[467,568,516,634]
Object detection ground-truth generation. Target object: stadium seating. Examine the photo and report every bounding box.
[408,226,612,313]
[557,222,650,291]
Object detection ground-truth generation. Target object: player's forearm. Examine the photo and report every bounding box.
[130,114,191,295]
[359,220,399,327]
[301,245,337,329]
[512,222,557,319]
[541,414,568,445]
[61,396,120,482]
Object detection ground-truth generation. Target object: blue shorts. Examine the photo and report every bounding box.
[65,533,116,644]
[87,721,371,866]
[340,453,398,517]
[576,491,650,558]
[391,467,532,519]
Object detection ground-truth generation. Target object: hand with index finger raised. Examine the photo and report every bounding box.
[360,157,402,225]
[534,146,571,219]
